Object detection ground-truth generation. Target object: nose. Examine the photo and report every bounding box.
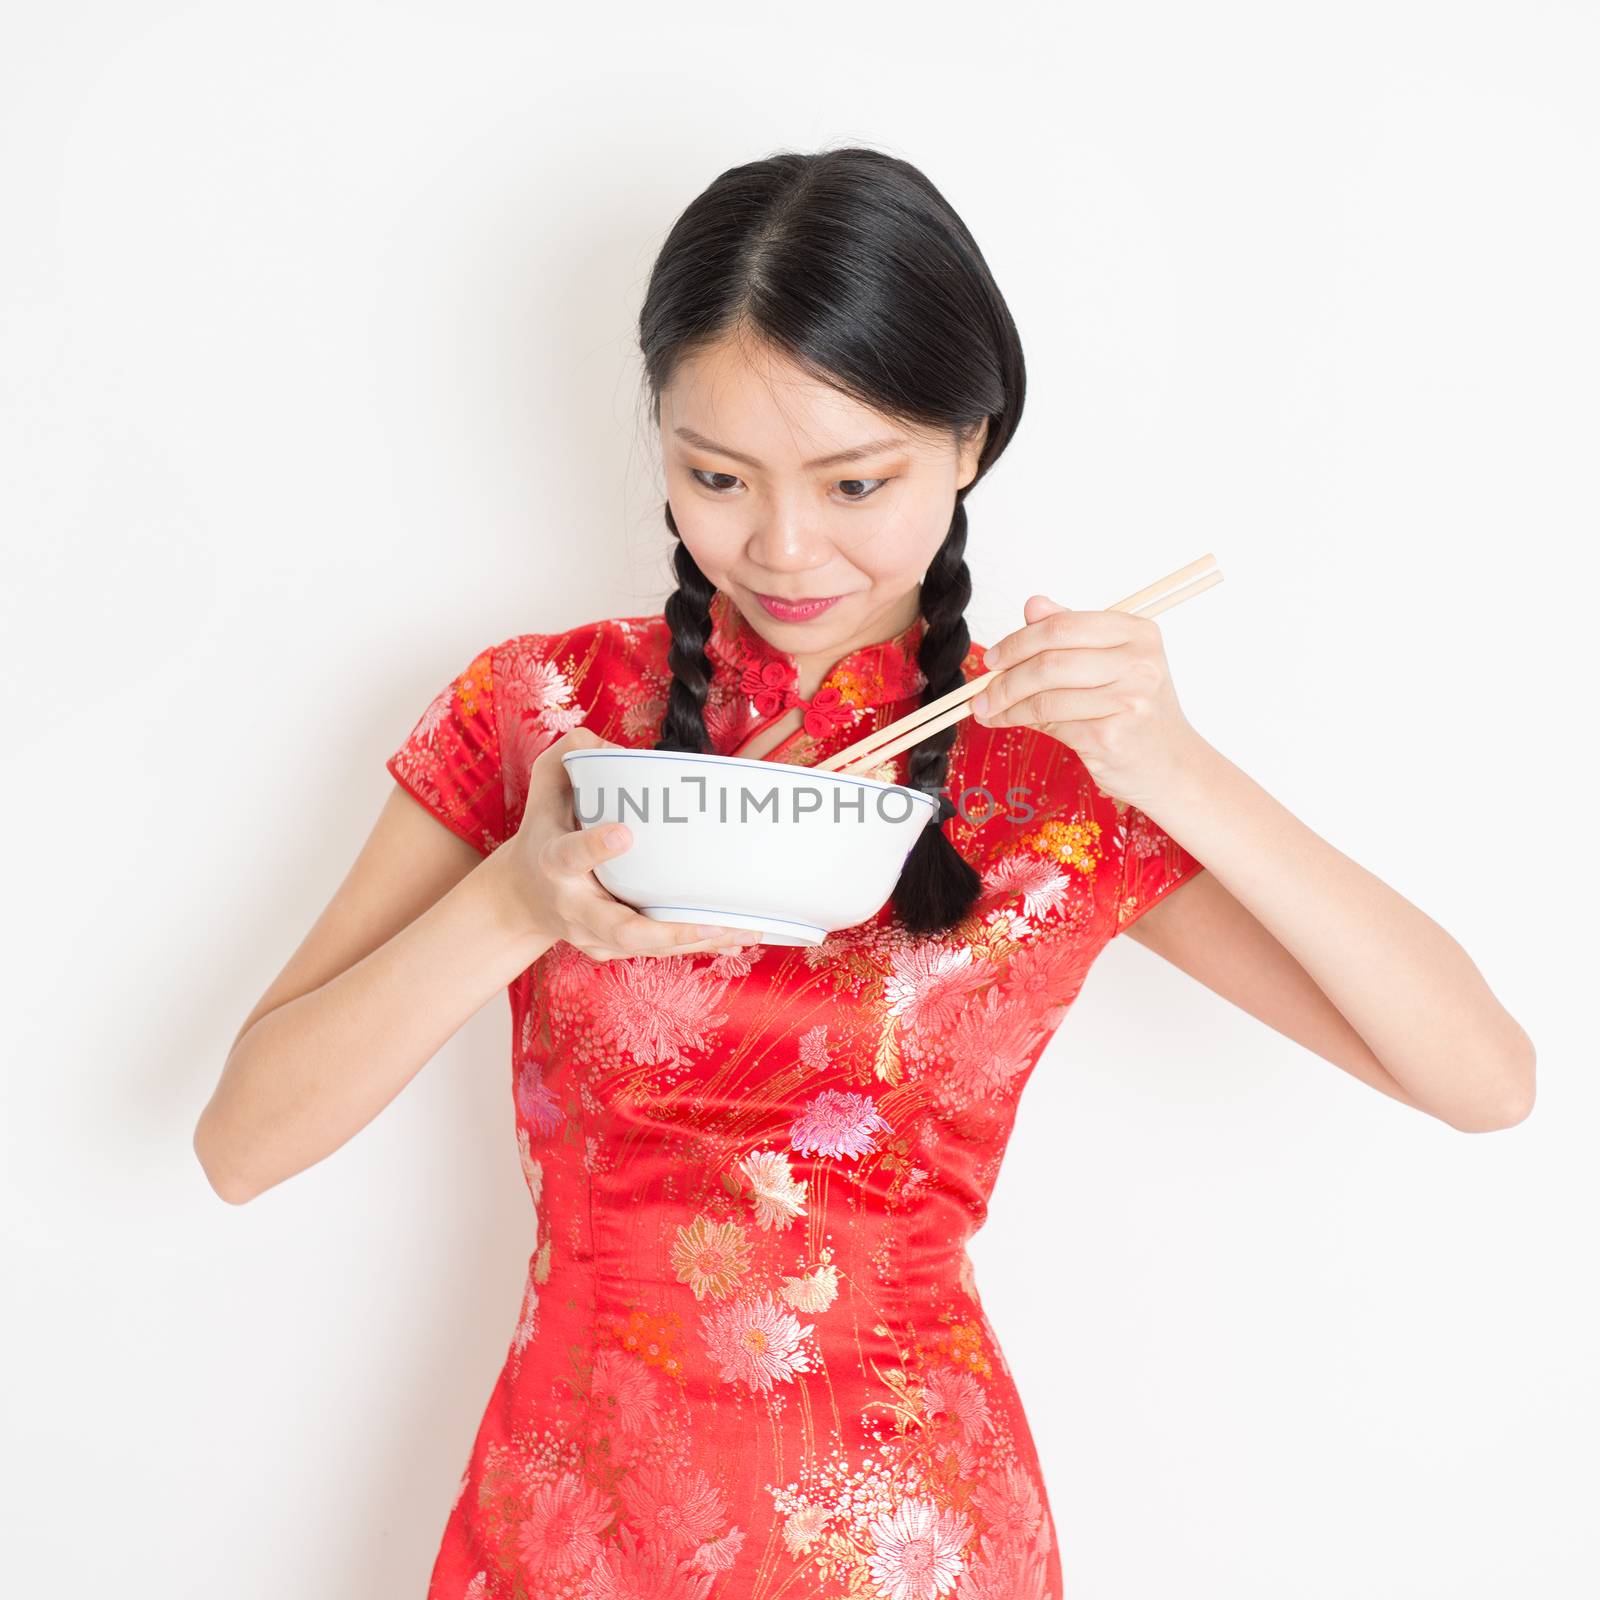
[745,501,833,576]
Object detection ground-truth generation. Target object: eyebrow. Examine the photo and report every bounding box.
[672,425,911,472]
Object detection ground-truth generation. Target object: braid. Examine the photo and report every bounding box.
[655,503,716,755]
[891,499,983,936]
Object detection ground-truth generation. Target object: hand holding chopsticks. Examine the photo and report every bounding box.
[817,553,1222,780]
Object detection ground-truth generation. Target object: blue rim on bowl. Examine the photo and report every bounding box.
[560,747,939,812]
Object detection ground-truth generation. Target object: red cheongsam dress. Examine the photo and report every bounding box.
[385,588,1206,1600]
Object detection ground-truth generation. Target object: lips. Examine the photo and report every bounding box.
[754,592,844,621]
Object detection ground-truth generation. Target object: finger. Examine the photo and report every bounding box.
[1023,592,1071,625]
[975,647,1125,723]
[588,936,750,962]
[635,932,753,960]
[590,902,745,955]
[553,833,745,948]
[983,600,1140,672]
[982,594,1073,671]
[983,684,1124,729]
[545,820,632,879]
[986,652,1126,721]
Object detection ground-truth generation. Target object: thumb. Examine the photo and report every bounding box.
[1024,593,1070,623]
[549,817,631,881]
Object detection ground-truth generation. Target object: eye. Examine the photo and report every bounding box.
[688,468,891,502]
[836,478,889,502]
[690,469,743,494]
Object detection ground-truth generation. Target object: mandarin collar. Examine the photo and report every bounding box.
[704,589,928,721]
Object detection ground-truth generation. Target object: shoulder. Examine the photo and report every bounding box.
[491,609,664,678]
[489,611,676,817]
[490,611,671,722]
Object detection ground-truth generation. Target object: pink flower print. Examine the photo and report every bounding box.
[702,687,746,750]
[619,1462,727,1552]
[499,646,587,813]
[1001,937,1094,1030]
[671,1214,753,1300]
[980,851,1071,921]
[589,1347,663,1437]
[781,1503,831,1554]
[738,1149,807,1231]
[690,1524,746,1574]
[798,1023,832,1073]
[883,944,990,1039]
[620,696,667,742]
[582,1525,715,1600]
[515,1470,613,1575]
[589,961,730,1067]
[941,988,1048,1105]
[921,1365,994,1444]
[707,940,761,979]
[412,683,454,745]
[953,1532,1051,1600]
[503,704,587,813]
[789,1088,892,1161]
[544,937,600,1005]
[971,1462,1044,1545]
[700,1293,815,1391]
[515,1057,567,1138]
[865,1497,973,1600]
[983,906,1031,944]
[507,652,576,718]
[779,1260,841,1313]
[516,1129,544,1207]
[510,1271,540,1361]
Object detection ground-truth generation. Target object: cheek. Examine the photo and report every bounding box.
[668,499,743,581]
[846,490,954,583]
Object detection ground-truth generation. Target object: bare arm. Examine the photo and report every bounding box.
[194,730,744,1204]
[193,796,544,1203]
[974,598,1534,1135]
[1123,868,1434,1114]
[1122,738,1535,1133]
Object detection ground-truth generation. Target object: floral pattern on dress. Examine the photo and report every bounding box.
[386,597,1206,1599]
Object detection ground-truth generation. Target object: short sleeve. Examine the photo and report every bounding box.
[1113,801,1205,936]
[386,642,507,856]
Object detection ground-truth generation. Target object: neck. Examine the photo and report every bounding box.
[788,587,922,699]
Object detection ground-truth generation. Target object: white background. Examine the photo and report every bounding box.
[3,3,1595,1595]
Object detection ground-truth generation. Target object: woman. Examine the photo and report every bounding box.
[196,147,1535,1600]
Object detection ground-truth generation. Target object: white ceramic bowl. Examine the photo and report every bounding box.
[560,747,940,946]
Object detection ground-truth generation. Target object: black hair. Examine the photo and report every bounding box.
[637,146,1026,936]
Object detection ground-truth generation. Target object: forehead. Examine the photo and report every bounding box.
[662,334,946,462]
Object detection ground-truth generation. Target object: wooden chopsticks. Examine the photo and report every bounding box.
[816,553,1223,779]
